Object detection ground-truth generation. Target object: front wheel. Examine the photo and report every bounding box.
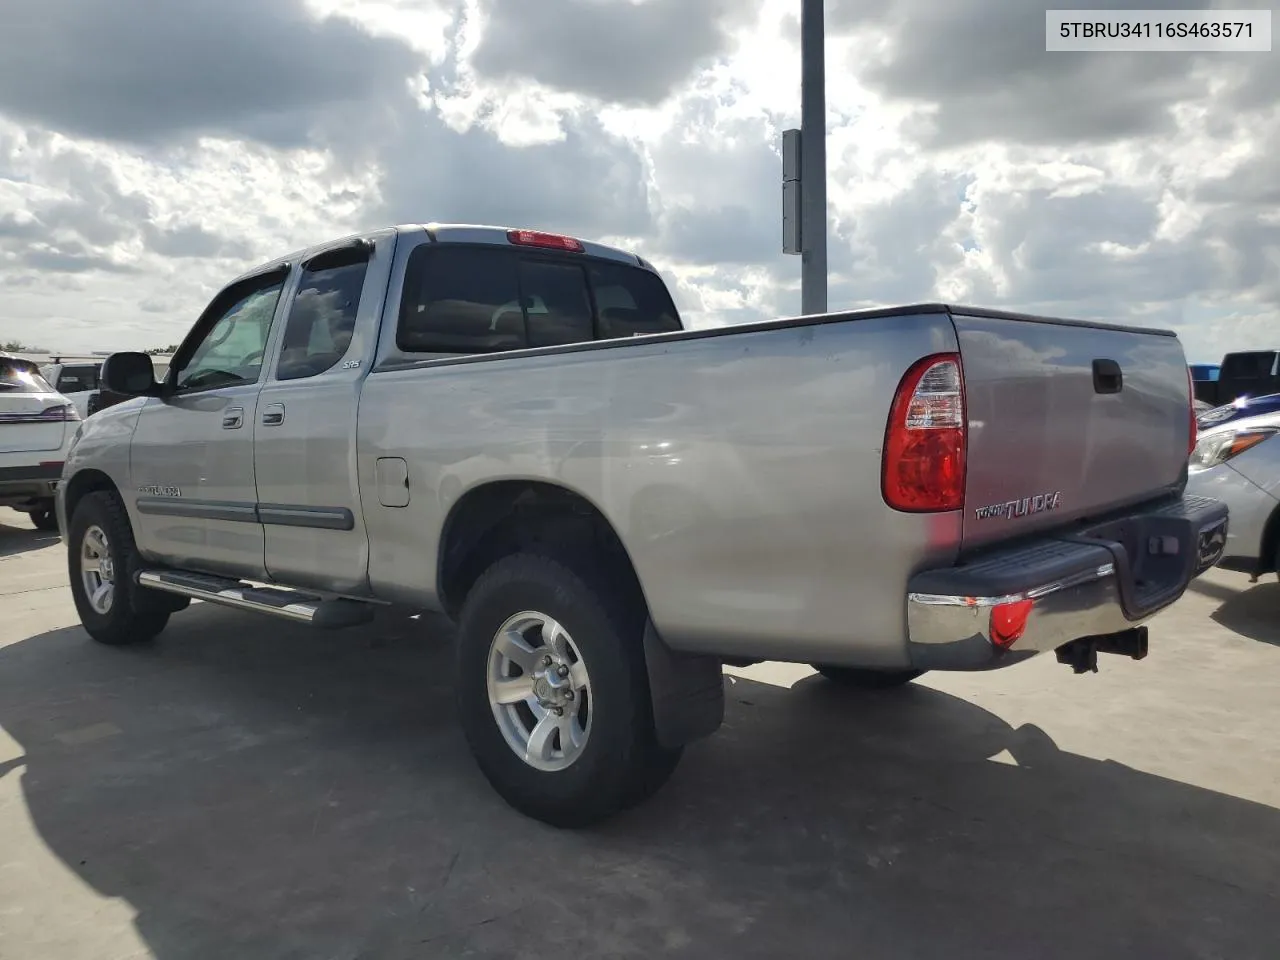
[68,491,170,646]
[811,665,924,689]
[455,552,681,828]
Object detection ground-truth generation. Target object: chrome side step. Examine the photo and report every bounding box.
[136,569,375,629]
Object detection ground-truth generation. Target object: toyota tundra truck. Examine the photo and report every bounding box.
[56,223,1227,827]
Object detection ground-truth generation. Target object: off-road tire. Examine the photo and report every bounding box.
[812,665,925,689]
[455,551,681,828]
[68,491,171,646]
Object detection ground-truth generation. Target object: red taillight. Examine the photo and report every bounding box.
[990,598,1034,649]
[37,403,79,422]
[882,353,967,512]
[506,229,584,253]
[1186,367,1197,456]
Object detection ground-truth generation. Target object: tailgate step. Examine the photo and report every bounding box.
[135,569,374,628]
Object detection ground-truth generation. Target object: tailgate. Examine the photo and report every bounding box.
[0,402,69,453]
[953,311,1190,550]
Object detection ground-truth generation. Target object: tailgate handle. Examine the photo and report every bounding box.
[1092,359,1123,394]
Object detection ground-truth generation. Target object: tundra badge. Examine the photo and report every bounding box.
[138,484,182,498]
[974,491,1062,521]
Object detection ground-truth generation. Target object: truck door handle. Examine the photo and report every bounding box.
[261,404,285,426]
[222,408,244,429]
[1092,359,1123,394]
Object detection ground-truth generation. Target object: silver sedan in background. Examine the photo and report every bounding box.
[1187,409,1280,580]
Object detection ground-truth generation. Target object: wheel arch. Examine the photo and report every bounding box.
[436,479,651,620]
[63,468,122,526]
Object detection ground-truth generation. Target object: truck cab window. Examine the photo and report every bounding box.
[56,364,100,392]
[175,281,285,392]
[589,262,682,339]
[277,261,369,380]
[397,245,680,355]
[517,260,593,347]
[399,247,524,354]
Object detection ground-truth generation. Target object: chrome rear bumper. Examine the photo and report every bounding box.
[905,494,1229,671]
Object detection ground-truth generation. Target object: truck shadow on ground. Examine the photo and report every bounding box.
[1186,575,1280,647]
[0,603,1277,960]
[0,518,58,558]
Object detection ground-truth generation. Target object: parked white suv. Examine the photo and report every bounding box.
[0,352,79,531]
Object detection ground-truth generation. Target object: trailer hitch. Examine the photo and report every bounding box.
[1055,627,1149,674]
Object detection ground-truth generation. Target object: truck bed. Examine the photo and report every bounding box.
[360,301,1192,668]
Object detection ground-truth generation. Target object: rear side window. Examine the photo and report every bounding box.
[397,245,682,355]
[589,262,682,339]
[399,247,524,354]
[277,260,369,380]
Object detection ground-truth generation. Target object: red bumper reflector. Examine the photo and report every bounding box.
[990,599,1034,649]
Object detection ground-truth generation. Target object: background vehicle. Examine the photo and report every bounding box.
[1187,407,1280,580]
[57,223,1225,827]
[1196,350,1280,407]
[0,352,78,530]
[1189,362,1221,406]
[42,356,173,418]
[41,359,104,419]
[1197,392,1280,430]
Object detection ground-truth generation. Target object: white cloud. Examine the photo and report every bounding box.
[0,0,1275,363]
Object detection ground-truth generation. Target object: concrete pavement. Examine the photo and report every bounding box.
[0,515,1278,959]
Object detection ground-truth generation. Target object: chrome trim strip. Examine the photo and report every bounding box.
[908,563,1116,608]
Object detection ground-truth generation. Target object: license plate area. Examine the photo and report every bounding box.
[1071,512,1207,619]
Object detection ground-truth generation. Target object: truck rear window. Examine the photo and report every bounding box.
[1220,351,1278,379]
[587,261,681,338]
[56,364,101,392]
[397,245,681,355]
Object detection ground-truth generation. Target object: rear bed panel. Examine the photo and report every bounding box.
[953,313,1189,550]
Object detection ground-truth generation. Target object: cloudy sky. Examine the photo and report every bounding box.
[0,0,1275,361]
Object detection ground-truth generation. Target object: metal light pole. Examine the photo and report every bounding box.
[782,0,828,314]
[800,0,827,315]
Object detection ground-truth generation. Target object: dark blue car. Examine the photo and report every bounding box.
[1196,391,1280,429]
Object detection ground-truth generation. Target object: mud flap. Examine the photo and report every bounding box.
[642,620,725,749]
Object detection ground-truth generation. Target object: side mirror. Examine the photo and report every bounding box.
[101,352,160,397]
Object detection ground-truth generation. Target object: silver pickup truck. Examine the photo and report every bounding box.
[58,223,1227,827]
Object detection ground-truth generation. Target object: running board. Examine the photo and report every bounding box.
[135,569,375,629]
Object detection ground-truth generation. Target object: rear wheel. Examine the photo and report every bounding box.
[811,665,924,689]
[455,552,680,828]
[28,500,58,532]
[68,491,170,646]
